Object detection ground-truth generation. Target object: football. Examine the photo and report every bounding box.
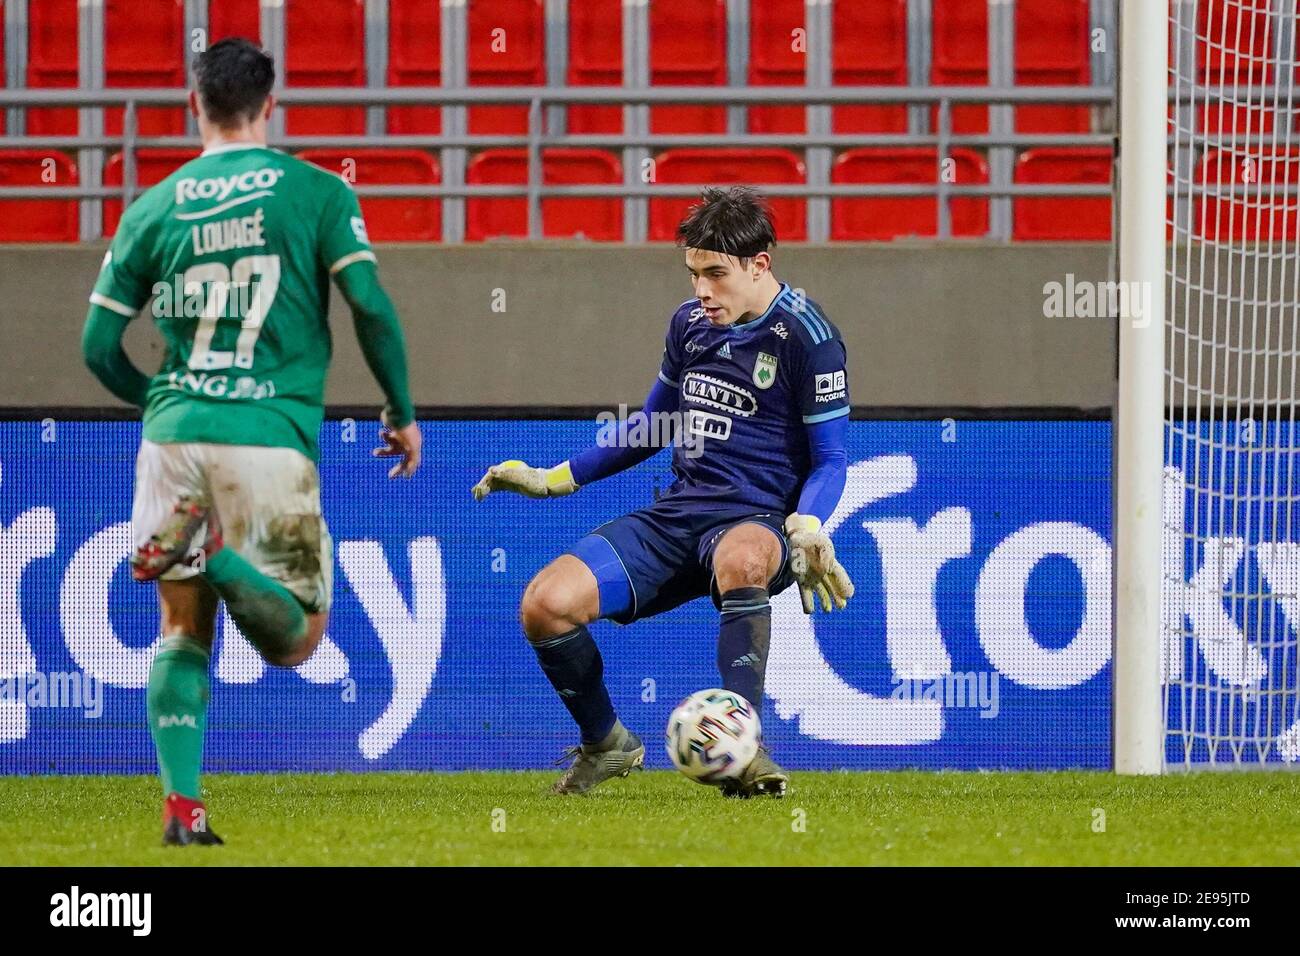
[665,689,761,784]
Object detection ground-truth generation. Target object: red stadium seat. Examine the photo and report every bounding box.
[208,0,261,42]
[931,0,990,134]
[648,149,806,241]
[747,0,805,134]
[650,0,727,134]
[1195,147,1300,243]
[1013,148,1112,241]
[105,0,186,136]
[31,0,188,136]
[569,0,730,135]
[299,148,441,241]
[750,0,911,135]
[1195,0,1275,135]
[26,0,79,136]
[286,0,367,134]
[468,0,545,135]
[388,0,441,134]
[465,148,622,240]
[1015,0,1092,132]
[831,147,988,240]
[831,0,909,134]
[0,151,79,242]
[931,0,1091,134]
[567,0,621,134]
[102,149,199,236]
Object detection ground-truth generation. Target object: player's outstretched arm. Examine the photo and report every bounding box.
[472,374,677,501]
[334,262,421,478]
[81,303,150,408]
[787,415,853,613]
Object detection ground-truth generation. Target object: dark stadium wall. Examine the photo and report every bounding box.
[2,244,1113,411]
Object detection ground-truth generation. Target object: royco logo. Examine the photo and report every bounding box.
[174,167,286,205]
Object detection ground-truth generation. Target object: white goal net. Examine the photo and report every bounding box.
[1164,0,1300,768]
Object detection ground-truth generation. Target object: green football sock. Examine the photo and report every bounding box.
[202,547,308,662]
[146,635,211,800]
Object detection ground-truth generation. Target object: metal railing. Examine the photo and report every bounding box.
[0,84,1123,242]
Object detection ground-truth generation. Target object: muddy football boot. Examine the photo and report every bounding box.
[720,745,789,798]
[552,721,645,795]
[131,496,222,582]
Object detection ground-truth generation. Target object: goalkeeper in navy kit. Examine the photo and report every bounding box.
[473,187,852,797]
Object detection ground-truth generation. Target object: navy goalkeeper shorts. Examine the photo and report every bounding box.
[567,495,795,625]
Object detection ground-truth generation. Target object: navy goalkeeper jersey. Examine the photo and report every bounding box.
[656,281,850,514]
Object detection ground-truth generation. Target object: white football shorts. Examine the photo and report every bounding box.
[131,440,334,614]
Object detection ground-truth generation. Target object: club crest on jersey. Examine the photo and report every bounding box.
[753,352,778,389]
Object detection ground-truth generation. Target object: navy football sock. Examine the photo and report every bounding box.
[717,586,772,710]
[530,625,617,745]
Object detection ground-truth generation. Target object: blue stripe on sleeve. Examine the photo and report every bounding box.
[802,405,850,425]
[807,304,833,341]
[795,313,826,344]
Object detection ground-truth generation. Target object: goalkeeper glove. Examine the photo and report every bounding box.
[472,460,579,501]
[785,513,855,614]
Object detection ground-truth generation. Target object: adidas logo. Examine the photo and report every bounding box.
[731,653,761,668]
[718,342,732,359]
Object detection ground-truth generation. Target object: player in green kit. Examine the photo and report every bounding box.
[81,38,422,846]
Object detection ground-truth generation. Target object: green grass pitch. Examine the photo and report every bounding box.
[3,770,1299,866]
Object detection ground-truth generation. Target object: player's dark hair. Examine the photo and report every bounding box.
[676,186,777,262]
[193,37,275,127]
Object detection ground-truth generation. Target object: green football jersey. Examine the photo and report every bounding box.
[91,143,377,461]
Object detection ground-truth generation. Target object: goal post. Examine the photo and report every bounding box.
[1117,0,1300,772]
[1114,0,1169,775]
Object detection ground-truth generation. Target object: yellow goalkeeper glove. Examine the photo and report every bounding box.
[472,460,579,500]
[785,513,855,614]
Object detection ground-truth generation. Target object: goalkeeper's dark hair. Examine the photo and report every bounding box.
[676,186,777,262]
[193,37,275,127]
